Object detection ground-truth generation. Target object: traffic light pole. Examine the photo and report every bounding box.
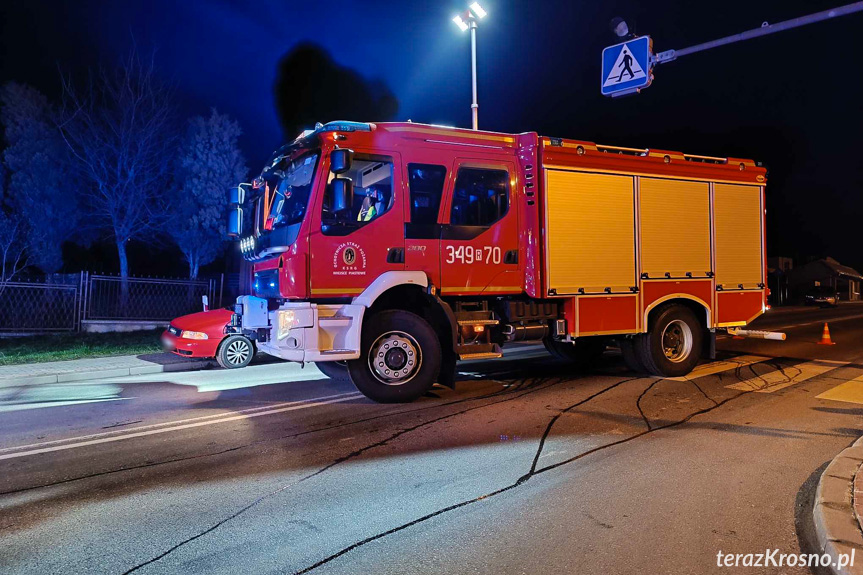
[653,2,863,65]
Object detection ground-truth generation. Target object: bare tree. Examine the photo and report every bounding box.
[171,109,247,279]
[0,211,27,298]
[58,50,176,287]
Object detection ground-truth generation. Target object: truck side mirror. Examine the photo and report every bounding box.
[229,185,245,206]
[331,178,354,213]
[330,148,354,174]
[227,206,243,237]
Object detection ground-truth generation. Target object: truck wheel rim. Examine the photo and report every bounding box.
[226,340,251,365]
[369,331,421,385]
[662,319,692,363]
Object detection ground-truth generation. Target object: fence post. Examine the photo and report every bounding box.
[82,271,90,326]
[219,273,224,308]
[76,271,83,332]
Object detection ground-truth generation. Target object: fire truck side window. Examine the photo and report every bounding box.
[407,164,446,225]
[322,155,394,235]
[450,168,509,227]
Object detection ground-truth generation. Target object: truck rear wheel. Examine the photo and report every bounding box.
[315,360,350,381]
[543,337,605,368]
[347,310,441,403]
[635,304,702,377]
[619,338,646,373]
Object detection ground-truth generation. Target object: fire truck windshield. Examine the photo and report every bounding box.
[256,150,320,233]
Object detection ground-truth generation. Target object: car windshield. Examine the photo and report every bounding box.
[267,151,320,228]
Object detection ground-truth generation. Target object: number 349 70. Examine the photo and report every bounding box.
[445,245,502,264]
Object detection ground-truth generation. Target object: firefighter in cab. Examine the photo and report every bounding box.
[357,188,381,222]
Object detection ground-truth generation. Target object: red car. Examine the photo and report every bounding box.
[162,308,349,378]
[162,309,256,369]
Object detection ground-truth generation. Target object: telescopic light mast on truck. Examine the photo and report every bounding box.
[224,121,768,403]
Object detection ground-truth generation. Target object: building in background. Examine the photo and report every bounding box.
[767,257,793,306]
[786,257,863,302]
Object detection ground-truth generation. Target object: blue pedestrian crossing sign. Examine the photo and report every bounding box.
[601,36,653,97]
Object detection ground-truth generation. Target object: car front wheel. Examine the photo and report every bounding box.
[216,335,255,369]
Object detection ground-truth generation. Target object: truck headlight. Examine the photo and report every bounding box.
[278,310,297,340]
[181,330,209,340]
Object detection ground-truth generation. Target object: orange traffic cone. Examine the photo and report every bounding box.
[817,323,835,345]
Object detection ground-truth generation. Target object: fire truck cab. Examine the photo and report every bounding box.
[226,121,767,403]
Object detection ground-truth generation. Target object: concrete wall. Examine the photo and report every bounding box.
[81,320,168,333]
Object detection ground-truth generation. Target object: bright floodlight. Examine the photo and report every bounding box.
[453,14,469,31]
[469,2,487,18]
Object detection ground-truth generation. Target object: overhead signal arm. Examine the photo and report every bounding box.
[652,2,863,65]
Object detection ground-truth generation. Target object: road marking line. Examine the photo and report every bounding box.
[0,391,361,454]
[816,375,863,405]
[771,313,863,330]
[725,360,847,393]
[666,355,771,381]
[0,392,363,460]
[0,397,131,413]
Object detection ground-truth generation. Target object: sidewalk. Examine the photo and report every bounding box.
[814,435,863,575]
[0,353,212,387]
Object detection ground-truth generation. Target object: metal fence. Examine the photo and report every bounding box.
[82,273,217,322]
[0,278,81,332]
[0,272,221,333]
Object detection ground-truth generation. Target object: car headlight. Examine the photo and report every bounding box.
[181,330,209,340]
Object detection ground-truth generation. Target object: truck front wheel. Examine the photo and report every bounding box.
[315,360,350,381]
[635,304,702,377]
[348,310,441,403]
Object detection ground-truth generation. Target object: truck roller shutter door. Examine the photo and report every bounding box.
[544,170,636,294]
[713,184,763,290]
[639,178,711,278]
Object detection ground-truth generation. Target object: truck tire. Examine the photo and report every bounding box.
[543,337,605,368]
[347,310,441,403]
[635,304,702,377]
[216,335,255,369]
[619,337,646,373]
[315,360,350,381]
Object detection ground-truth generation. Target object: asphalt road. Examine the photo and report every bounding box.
[3,305,863,574]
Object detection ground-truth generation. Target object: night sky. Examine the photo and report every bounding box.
[2,0,862,269]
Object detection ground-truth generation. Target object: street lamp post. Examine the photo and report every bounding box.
[453,2,487,130]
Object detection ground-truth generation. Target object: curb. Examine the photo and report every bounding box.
[0,359,213,388]
[813,436,863,575]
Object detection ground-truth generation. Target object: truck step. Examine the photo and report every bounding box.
[456,343,503,360]
[458,351,503,360]
[456,318,500,327]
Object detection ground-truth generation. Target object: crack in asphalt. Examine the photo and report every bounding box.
[689,379,719,406]
[291,371,763,574]
[119,371,582,574]
[634,378,661,430]
[0,373,543,498]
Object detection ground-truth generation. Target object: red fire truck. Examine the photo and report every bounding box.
[218,121,766,403]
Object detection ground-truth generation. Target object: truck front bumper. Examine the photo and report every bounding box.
[249,301,365,363]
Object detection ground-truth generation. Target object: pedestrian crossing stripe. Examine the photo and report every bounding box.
[603,44,647,88]
[725,360,849,393]
[816,375,863,405]
[666,355,771,381]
